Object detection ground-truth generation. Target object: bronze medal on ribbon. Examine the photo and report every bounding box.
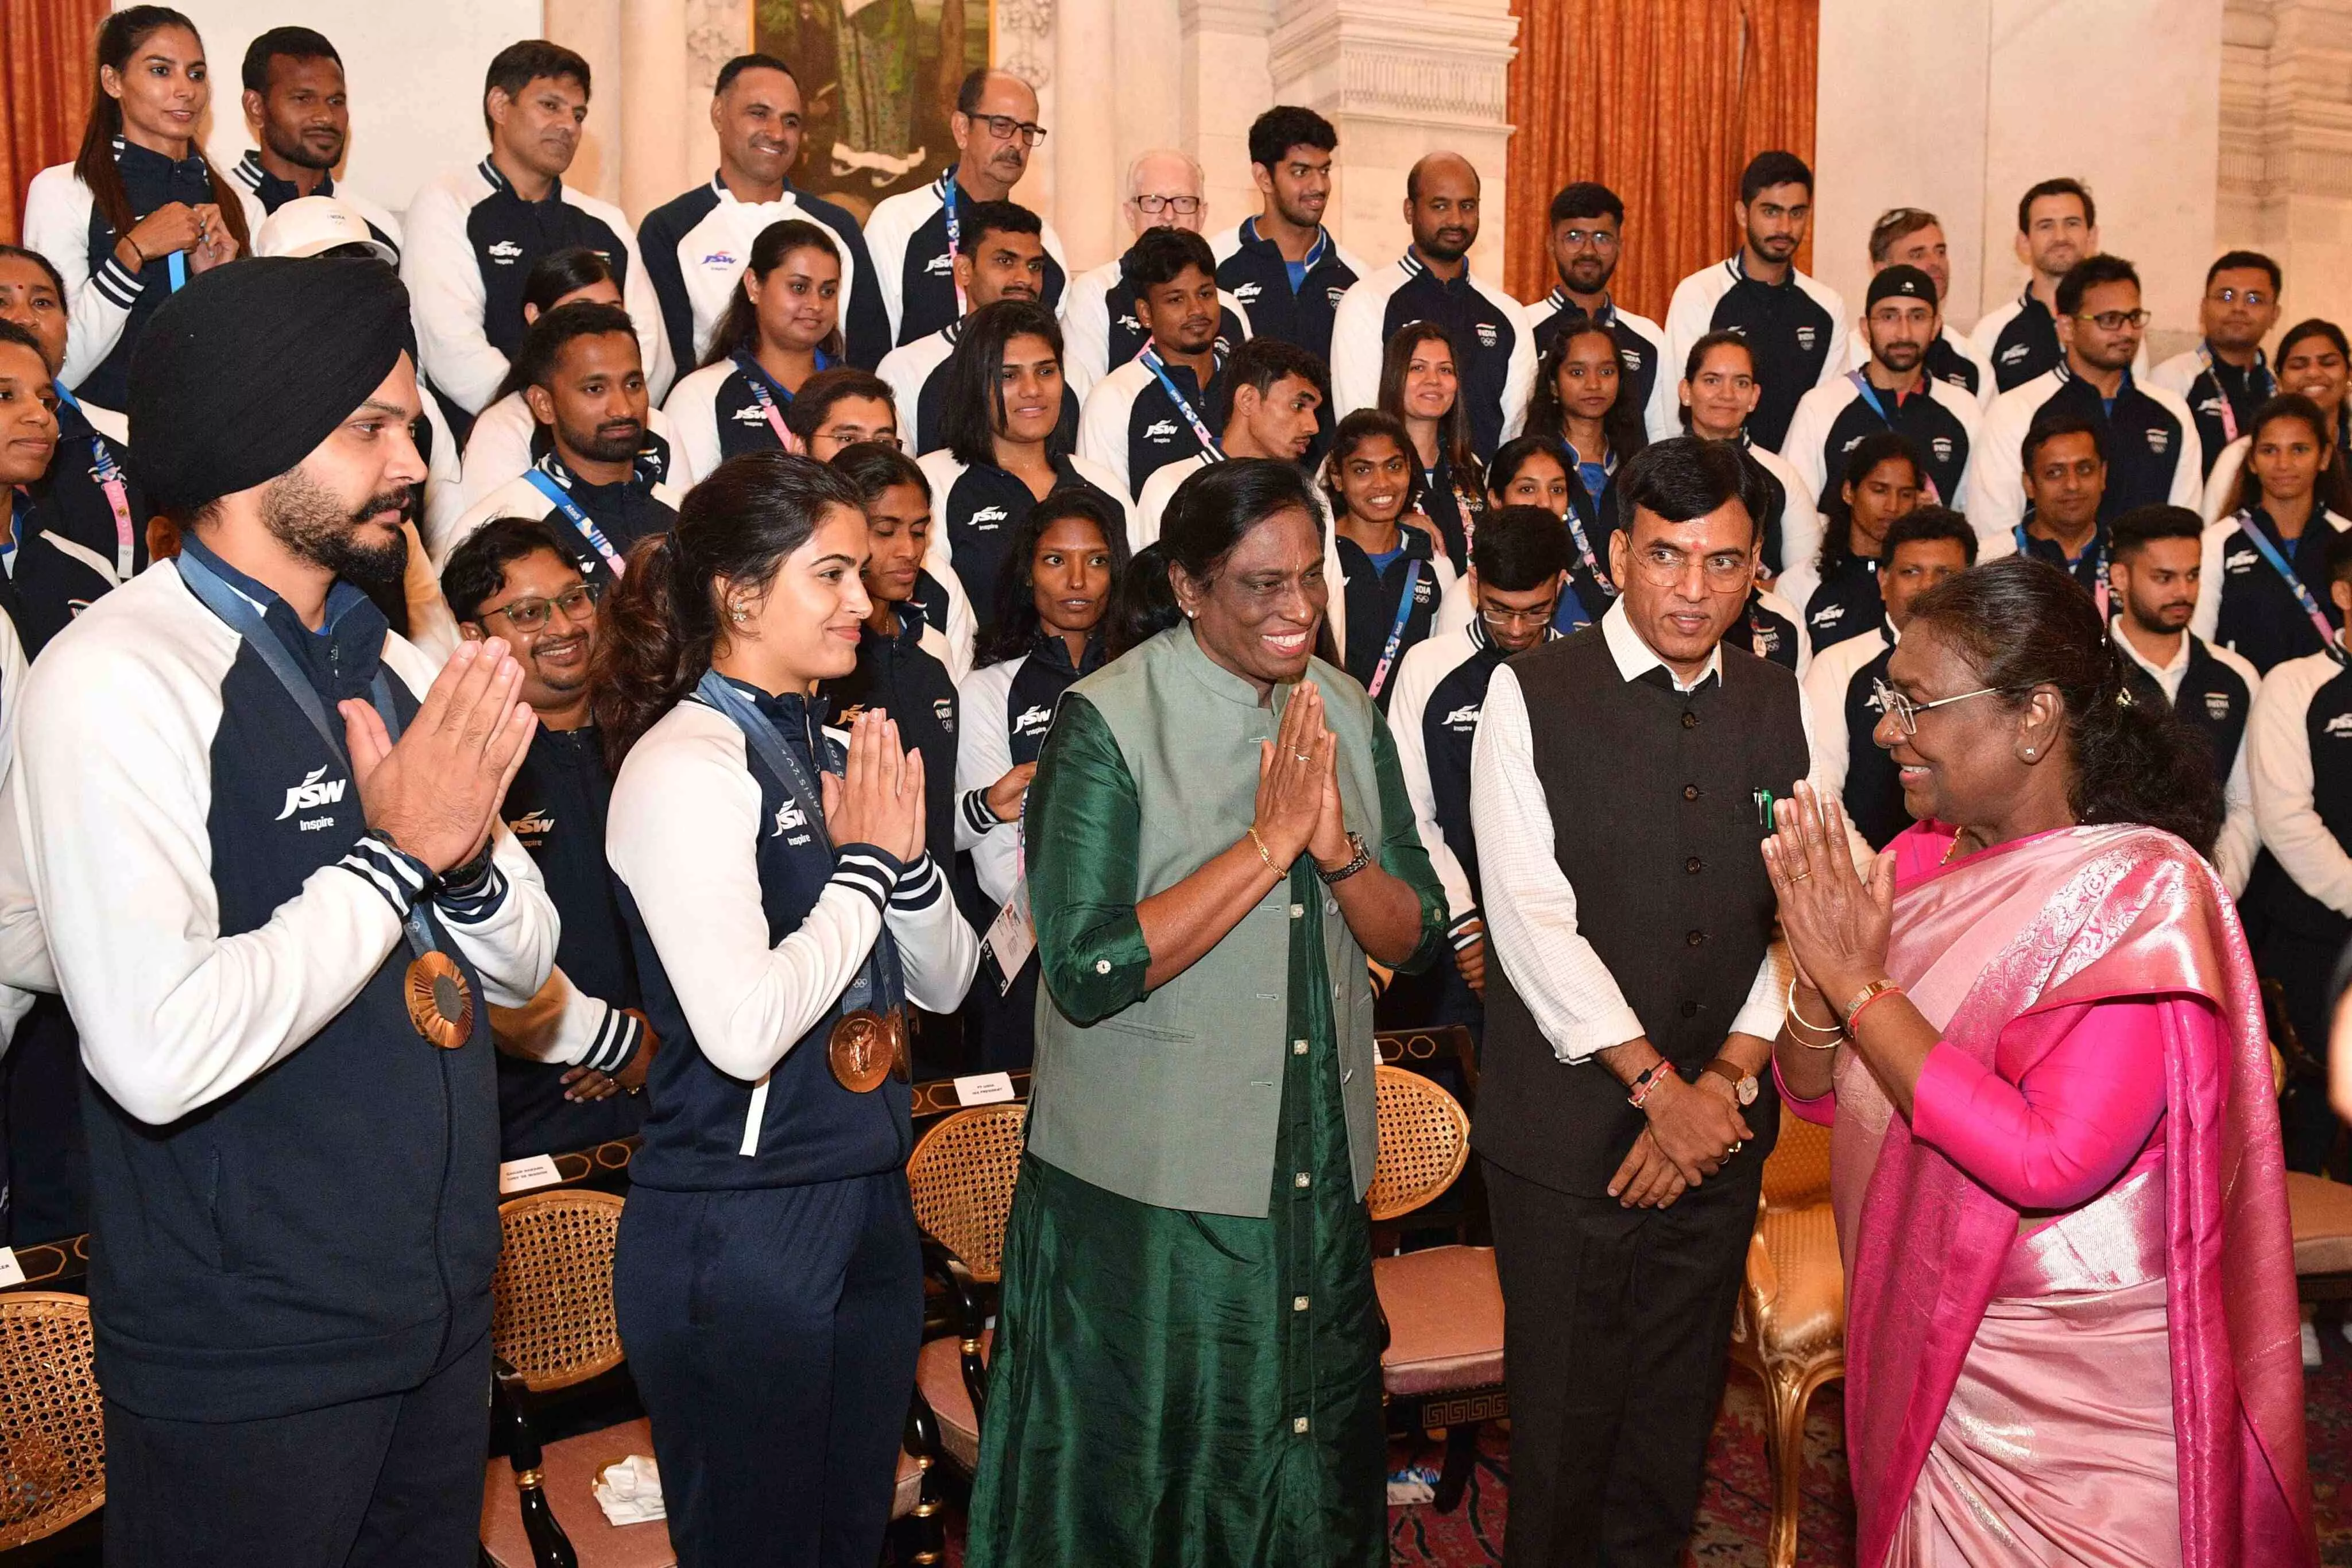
[405,951,474,1049]
[828,1008,902,1093]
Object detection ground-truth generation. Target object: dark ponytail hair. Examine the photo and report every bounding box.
[981,490,1129,665]
[74,8,250,257]
[703,219,844,369]
[593,450,868,767]
[1904,555,2222,854]
[523,245,619,317]
[1107,458,1321,657]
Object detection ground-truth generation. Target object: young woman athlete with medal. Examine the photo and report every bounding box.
[596,450,978,1565]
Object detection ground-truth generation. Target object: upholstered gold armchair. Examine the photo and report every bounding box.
[1728,1116,1844,1568]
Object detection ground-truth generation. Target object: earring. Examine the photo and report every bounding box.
[2023,748,2037,758]
[728,601,750,625]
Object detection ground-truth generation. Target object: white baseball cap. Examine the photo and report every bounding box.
[253,196,396,265]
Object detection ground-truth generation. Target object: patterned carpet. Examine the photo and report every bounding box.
[936,1322,2352,1565]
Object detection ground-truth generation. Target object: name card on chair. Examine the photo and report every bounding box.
[953,1072,1016,1106]
[498,1155,564,1195]
[0,1248,24,1288]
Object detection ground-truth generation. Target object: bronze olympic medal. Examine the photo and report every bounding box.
[405,951,474,1049]
[829,1009,896,1093]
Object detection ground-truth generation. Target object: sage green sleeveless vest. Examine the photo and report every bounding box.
[1024,624,1384,1218]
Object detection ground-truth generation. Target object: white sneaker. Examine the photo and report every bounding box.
[2303,1319,2323,1369]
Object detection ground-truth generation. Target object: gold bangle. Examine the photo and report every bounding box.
[1782,978,1844,1050]
[1842,977,1902,1031]
[1246,825,1289,878]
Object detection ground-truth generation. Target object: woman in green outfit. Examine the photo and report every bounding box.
[965,458,1448,1565]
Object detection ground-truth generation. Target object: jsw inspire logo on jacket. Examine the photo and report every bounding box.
[276,764,348,821]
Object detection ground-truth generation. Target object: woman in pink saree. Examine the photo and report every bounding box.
[1762,555,2313,1567]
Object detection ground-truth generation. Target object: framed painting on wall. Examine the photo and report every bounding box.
[753,0,991,224]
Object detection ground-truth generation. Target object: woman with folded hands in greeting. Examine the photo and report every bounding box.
[1762,554,2312,1567]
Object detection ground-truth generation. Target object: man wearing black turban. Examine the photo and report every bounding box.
[12,255,560,1565]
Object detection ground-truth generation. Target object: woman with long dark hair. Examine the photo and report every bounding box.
[1765,555,2310,1567]
[966,458,1445,1566]
[661,220,845,483]
[2207,319,2352,518]
[917,299,1127,636]
[1785,428,1924,655]
[596,450,978,1565]
[1523,311,1649,540]
[2195,391,2352,673]
[1379,320,1486,572]
[1320,409,1455,708]
[954,490,1128,1069]
[22,6,246,411]
[1427,435,1610,636]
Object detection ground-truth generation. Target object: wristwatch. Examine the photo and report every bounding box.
[1701,1058,1759,1106]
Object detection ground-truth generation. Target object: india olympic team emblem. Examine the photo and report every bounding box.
[934,698,954,730]
[2148,428,2171,455]
[1476,322,1499,349]
[1326,286,1347,307]
[1932,436,1955,463]
[2204,690,2233,722]
[1796,326,1818,351]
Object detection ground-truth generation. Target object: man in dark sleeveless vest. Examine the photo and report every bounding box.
[1470,436,1810,1567]
[16,258,556,1563]
[2108,504,2260,895]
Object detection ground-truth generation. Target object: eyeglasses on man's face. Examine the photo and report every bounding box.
[970,114,1047,146]
[1134,193,1201,215]
[2208,285,2271,309]
[1556,227,1619,250]
[481,580,601,633]
[1478,595,1561,630]
[1627,541,1751,593]
[2075,308,2152,332]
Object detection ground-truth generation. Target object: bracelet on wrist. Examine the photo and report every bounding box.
[1245,824,1290,878]
[1841,977,1904,1031]
[1627,1058,1677,1109]
[1315,831,1374,885]
[1784,977,1845,1048]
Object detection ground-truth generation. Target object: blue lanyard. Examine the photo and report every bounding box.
[2014,522,2110,619]
[523,467,628,576]
[1365,556,1423,700]
[1847,369,1901,426]
[175,548,451,967]
[693,669,900,1012]
[2234,510,2343,661]
[939,168,968,316]
[734,350,828,448]
[1138,347,1222,455]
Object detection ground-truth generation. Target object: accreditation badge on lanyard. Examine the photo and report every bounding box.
[52,384,136,577]
[523,466,629,579]
[693,669,910,1095]
[175,548,477,1046]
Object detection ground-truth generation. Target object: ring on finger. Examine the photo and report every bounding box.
[1788,869,1811,882]
[1726,1141,1742,1157]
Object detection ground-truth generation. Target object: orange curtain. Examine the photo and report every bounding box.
[3,0,108,246]
[1503,0,1819,319]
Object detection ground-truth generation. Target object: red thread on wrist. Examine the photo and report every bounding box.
[1848,984,1904,1031]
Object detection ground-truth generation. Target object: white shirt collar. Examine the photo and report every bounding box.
[2111,618,2190,687]
[1601,598,1723,692]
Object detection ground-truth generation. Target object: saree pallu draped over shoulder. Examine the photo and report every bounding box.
[1828,822,2312,1568]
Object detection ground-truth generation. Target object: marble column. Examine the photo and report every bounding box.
[1180,0,1281,247]
[544,0,625,207]
[1266,0,1519,284]
[2220,0,2352,336]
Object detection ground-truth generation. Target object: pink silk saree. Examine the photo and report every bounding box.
[1823,822,2312,1567]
